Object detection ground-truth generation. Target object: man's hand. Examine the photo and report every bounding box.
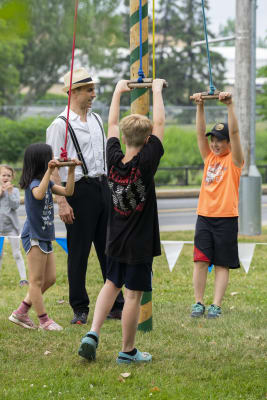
[192,93,204,105]
[58,198,75,224]
[115,80,132,94]
[219,92,232,105]
[152,79,166,92]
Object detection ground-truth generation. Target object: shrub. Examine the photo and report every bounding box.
[0,116,53,163]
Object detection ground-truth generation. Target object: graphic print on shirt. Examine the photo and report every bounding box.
[205,162,228,185]
[108,166,146,216]
[41,191,53,230]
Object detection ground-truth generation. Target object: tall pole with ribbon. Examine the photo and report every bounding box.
[130,0,152,332]
[130,0,149,116]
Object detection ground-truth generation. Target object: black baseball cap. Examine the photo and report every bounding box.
[206,123,229,141]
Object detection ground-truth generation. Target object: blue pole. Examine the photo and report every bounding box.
[138,0,145,82]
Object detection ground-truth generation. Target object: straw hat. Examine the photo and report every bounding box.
[62,68,96,93]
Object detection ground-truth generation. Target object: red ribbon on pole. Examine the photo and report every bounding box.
[60,0,79,161]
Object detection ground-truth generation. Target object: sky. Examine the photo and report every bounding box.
[207,0,267,40]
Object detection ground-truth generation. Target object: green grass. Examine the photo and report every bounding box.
[0,229,266,400]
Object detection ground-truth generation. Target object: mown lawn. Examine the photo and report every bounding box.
[0,229,266,400]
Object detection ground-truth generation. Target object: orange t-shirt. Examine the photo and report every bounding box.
[197,151,242,217]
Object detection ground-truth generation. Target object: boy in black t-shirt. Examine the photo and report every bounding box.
[78,79,166,364]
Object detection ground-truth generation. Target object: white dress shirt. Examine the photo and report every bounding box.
[46,107,107,182]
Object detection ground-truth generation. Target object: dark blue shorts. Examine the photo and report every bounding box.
[21,236,53,255]
[106,258,153,291]
[194,216,240,269]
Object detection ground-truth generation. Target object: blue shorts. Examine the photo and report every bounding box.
[21,236,53,255]
[106,258,153,292]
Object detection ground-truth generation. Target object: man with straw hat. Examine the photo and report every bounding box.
[46,68,124,325]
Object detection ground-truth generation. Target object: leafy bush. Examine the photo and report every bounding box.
[1,117,267,186]
[0,116,53,163]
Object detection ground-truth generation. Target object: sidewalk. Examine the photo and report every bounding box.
[156,184,267,199]
[156,188,200,199]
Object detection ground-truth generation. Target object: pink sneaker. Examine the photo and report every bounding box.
[39,319,63,331]
[9,311,37,330]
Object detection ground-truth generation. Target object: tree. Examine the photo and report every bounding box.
[155,0,225,106]
[257,65,267,120]
[18,0,125,105]
[0,0,30,107]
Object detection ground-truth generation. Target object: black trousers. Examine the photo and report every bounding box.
[65,177,124,313]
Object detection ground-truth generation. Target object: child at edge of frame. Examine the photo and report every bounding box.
[78,78,166,364]
[0,164,28,286]
[191,92,244,319]
[9,143,81,331]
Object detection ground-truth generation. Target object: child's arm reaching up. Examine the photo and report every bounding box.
[108,80,131,139]
[152,79,166,142]
[32,159,81,200]
[192,93,211,162]
[52,159,82,197]
[219,92,244,168]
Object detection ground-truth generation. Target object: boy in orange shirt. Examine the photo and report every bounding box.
[191,92,244,319]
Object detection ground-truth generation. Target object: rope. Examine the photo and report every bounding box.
[138,0,145,82]
[201,0,216,95]
[152,0,155,80]
[60,0,79,161]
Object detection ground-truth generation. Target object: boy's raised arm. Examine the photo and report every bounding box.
[152,79,165,142]
[219,92,244,168]
[108,80,131,139]
[192,93,211,162]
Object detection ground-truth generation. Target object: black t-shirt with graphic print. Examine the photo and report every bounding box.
[106,135,164,264]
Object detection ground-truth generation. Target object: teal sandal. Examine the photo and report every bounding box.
[78,331,98,361]
[116,349,152,364]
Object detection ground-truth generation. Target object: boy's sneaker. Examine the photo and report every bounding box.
[39,319,63,331]
[78,331,98,361]
[19,280,29,287]
[116,349,152,364]
[71,311,88,325]
[9,311,37,330]
[191,302,205,318]
[207,304,222,319]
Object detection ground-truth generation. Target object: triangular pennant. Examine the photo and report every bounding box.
[55,238,68,254]
[161,241,184,272]
[238,243,256,273]
[0,236,4,256]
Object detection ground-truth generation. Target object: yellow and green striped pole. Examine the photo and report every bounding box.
[130,0,152,331]
[130,0,149,116]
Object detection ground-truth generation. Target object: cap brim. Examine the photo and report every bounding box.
[62,81,98,93]
[205,131,226,140]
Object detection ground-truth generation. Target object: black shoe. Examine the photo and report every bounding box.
[71,311,88,325]
[107,309,122,320]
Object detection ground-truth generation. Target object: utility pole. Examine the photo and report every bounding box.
[130,0,152,331]
[235,0,261,235]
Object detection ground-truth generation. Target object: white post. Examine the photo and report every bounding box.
[236,0,261,235]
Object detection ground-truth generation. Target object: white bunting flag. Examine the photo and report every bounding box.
[238,243,256,273]
[161,241,185,272]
